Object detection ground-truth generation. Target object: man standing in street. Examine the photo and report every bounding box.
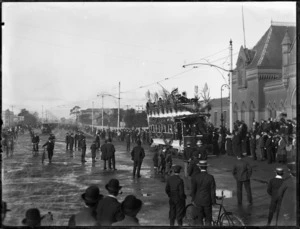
[90,140,97,163]
[165,165,186,226]
[106,138,116,170]
[183,140,194,178]
[42,138,55,163]
[81,137,87,163]
[232,156,253,206]
[74,131,79,150]
[65,132,70,151]
[101,140,108,170]
[266,168,284,226]
[95,131,101,159]
[69,133,74,154]
[190,160,216,226]
[96,179,125,226]
[131,140,145,178]
[125,132,131,153]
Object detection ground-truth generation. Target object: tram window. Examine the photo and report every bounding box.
[168,124,172,133]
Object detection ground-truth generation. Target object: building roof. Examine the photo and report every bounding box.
[245,25,296,69]
[210,97,229,108]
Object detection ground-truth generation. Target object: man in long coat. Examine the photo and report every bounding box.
[90,141,97,163]
[106,138,116,170]
[232,157,253,206]
[266,168,284,226]
[276,163,296,226]
[191,160,216,226]
[131,140,145,178]
[165,165,186,226]
[101,140,108,170]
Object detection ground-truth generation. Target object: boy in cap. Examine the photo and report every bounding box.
[96,179,124,226]
[112,195,143,226]
[266,167,284,226]
[68,185,103,226]
[183,140,194,177]
[165,165,186,226]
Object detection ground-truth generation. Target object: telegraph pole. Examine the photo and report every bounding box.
[102,95,104,129]
[92,101,94,131]
[229,39,233,133]
[118,82,120,130]
[42,105,44,123]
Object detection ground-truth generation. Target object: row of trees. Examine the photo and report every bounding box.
[69,106,148,128]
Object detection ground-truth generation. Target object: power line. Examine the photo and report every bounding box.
[189,47,228,63]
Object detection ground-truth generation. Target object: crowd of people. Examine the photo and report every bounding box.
[2,179,144,227]
[2,115,297,227]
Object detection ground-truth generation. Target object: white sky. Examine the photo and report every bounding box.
[2,2,296,119]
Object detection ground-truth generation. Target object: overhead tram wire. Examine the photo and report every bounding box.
[119,68,194,94]
[189,47,228,63]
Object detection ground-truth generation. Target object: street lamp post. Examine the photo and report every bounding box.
[221,84,229,129]
[98,92,121,130]
[182,40,233,133]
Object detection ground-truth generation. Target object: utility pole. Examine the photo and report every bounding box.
[229,39,233,133]
[92,101,94,131]
[42,105,44,123]
[102,95,104,129]
[118,82,120,130]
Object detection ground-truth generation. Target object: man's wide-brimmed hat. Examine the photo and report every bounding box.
[22,208,44,226]
[105,179,122,192]
[81,185,103,204]
[121,195,142,216]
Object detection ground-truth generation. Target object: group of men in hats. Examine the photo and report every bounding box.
[165,160,216,226]
[68,179,142,226]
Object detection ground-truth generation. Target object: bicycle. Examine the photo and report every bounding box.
[184,190,245,226]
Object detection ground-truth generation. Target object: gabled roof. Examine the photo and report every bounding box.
[245,25,296,69]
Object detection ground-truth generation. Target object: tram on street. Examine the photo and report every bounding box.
[146,93,211,154]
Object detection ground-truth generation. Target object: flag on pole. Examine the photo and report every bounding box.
[171,88,178,95]
[203,83,208,93]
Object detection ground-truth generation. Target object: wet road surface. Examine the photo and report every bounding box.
[2,128,293,226]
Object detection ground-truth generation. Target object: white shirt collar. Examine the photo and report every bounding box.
[108,194,117,199]
[275,175,283,179]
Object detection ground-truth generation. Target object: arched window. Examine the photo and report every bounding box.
[249,101,255,123]
[241,102,246,122]
[234,103,239,122]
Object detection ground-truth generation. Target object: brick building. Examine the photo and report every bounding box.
[210,22,296,129]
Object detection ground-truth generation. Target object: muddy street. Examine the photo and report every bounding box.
[2,128,286,226]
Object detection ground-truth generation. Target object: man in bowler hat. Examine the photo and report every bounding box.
[266,168,284,226]
[112,195,143,226]
[165,165,186,226]
[68,185,103,226]
[191,160,216,226]
[96,179,125,226]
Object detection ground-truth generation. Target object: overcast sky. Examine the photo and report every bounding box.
[2,2,296,119]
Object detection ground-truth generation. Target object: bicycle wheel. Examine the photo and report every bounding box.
[220,212,245,226]
[183,204,194,226]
